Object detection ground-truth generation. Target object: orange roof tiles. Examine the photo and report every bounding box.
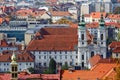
[62,63,117,80]
[108,14,120,20]
[91,12,106,18]
[50,11,72,16]
[86,22,99,28]
[0,40,8,47]
[27,27,93,51]
[109,41,120,48]
[0,52,34,62]
[112,47,120,53]
[89,54,102,67]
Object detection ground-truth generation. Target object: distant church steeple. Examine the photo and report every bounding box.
[11,51,18,80]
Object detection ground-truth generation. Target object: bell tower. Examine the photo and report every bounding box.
[78,15,87,47]
[11,51,18,80]
[78,15,87,68]
[97,14,106,58]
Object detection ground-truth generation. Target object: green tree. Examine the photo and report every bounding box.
[62,62,68,70]
[27,67,34,74]
[49,58,56,74]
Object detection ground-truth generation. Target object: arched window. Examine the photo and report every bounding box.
[101,34,103,40]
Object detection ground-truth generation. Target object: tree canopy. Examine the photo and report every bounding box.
[48,58,56,74]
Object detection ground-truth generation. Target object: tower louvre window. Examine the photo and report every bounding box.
[101,34,103,40]
[81,34,84,40]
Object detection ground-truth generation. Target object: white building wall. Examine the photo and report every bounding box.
[52,16,62,23]
[30,50,78,68]
[0,62,34,72]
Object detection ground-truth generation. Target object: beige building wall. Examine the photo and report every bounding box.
[25,33,34,46]
[40,13,51,20]
[0,33,7,40]
[81,3,90,15]
[112,53,120,58]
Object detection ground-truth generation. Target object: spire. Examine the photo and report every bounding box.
[11,51,18,80]
[11,51,17,64]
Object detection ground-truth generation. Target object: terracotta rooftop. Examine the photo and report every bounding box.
[89,54,102,67]
[50,11,72,16]
[27,27,93,51]
[0,40,8,47]
[108,14,120,20]
[109,41,120,48]
[0,52,34,62]
[91,12,106,18]
[0,73,60,80]
[112,47,120,53]
[62,63,117,80]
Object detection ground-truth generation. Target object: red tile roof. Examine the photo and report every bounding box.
[112,47,120,53]
[89,54,102,67]
[0,72,60,80]
[50,11,72,16]
[0,40,8,47]
[86,22,99,28]
[108,14,120,20]
[0,52,34,62]
[91,12,106,18]
[27,27,93,51]
[109,41,120,48]
[62,63,117,80]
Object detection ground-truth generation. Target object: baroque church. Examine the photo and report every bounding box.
[26,11,107,69]
[78,15,106,68]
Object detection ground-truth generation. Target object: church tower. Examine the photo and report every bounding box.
[78,15,87,47]
[97,14,106,58]
[10,51,18,80]
[78,15,87,68]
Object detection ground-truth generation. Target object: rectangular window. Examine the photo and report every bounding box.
[55,56,57,59]
[70,62,72,66]
[101,34,103,40]
[116,53,118,57]
[39,63,41,66]
[81,34,84,40]
[15,73,17,78]
[44,56,46,59]
[15,66,17,71]
[70,56,72,59]
[30,63,31,65]
[76,56,78,59]
[82,55,84,60]
[39,56,41,59]
[44,63,46,66]
[60,55,62,59]
[65,56,67,59]
[49,56,51,59]
[12,67,14,71]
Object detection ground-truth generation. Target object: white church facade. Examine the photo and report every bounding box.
[26,15,107,69]
[78,15,106,68]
